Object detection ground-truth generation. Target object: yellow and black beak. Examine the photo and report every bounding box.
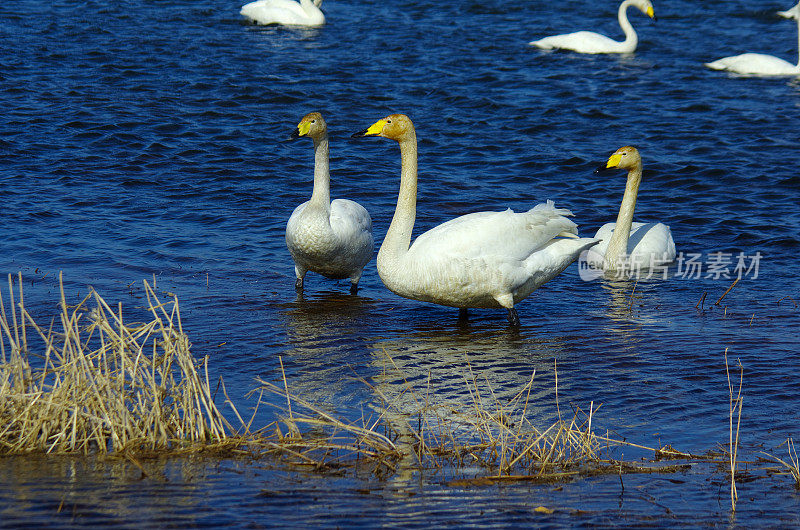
[351,119,387,138]
[594,152,622,174]
[646,5,656,21]
[289,120,311,140]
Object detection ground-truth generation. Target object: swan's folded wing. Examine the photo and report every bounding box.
[629,222,676,262]
[407,201,579,263]
[329,198,373,241]
[530,31,624,54]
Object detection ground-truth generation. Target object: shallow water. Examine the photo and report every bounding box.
[2,0,800,526]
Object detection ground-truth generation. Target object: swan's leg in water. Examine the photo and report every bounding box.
[507,308,520,327]
[458,308,469,320]
[294,265,306,292]
[349,281,358,295]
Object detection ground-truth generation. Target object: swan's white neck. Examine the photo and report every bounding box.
[604,164,642,268]
[378,131,418,266]
[618,0,638,52]
[307,134,330,211]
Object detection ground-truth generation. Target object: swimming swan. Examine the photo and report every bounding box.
[240,0,324,27]
[584,146,676,273]
[778,3,799,19]
[705,9,800,75]
[529,0,655,54]
[351,114,598,326]
[286,112,374,294]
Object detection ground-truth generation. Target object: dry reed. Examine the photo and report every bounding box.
[0,273,233,455]
[725,348,744,512]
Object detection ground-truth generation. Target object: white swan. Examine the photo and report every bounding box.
[583,146,675,273]
[529,0,655,54]
[778,3,799,19]
[705,9,800,75]
[351,114,598,326]
[285,112,374,294]
[240,0,324,27]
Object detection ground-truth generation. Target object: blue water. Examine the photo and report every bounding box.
[2,0,800,526]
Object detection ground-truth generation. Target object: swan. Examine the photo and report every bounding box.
[583,146,676,274]
[705,9,800,75]
[240,0,324,27]
[351,114,598,326]
[778,3,799,19]
[529,0,655,54]
[285,112,374,294]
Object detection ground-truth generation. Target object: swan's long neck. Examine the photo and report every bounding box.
[307,134,331,212]
[604,164,642,268]
[378,131,418,264]
[618,0,638,51]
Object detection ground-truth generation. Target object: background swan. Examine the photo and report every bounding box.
[352,114,598,326]
[529,0,655,54]
[584,146,675,273]
[705,10,800,75]
[240,0,324,27]
[285,112,373,294]
[778,3,799,19]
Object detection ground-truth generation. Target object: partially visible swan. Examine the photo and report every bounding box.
[286,112,373,294]
[705,9,800,75]
[529,0,655,54]
[778,3,799,19]
[351,114,598,326]
[240,0,324,27]
[584,146,676,273]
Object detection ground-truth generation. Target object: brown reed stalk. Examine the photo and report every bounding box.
[725,348,744,512]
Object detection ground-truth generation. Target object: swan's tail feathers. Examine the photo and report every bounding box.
[530,199,575,218]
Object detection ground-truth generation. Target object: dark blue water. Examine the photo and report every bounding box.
[2,0,800,526]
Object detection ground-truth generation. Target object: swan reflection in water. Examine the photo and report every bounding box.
[368,326,572,430]
[278,290,376,405]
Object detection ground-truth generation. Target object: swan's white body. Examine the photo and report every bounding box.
[705,53,800,76]
[286,112,373,293]
[584,146,675,272]
[529,0,655,54]
[240,0,324,27]
[705,8,800,75]
[378,204,597,309]
[778,3,799,19]
[353,114,598,324]
[584,222,676,269]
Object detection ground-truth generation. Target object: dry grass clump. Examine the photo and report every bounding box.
[253,355,684,482]
[0,273,232,454]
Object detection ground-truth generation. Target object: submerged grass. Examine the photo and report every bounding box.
[252,355,691,482]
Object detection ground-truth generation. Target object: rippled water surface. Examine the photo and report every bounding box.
[2,0,800,526]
